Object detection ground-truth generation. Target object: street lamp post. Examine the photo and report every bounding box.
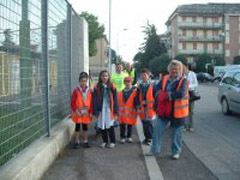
[108,0,112,73]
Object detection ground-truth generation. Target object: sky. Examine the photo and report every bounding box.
[68,0,240,62]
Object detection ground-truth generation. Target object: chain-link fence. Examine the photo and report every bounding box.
[0,0,83,167]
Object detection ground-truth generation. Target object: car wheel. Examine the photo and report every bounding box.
[221,98,232,115]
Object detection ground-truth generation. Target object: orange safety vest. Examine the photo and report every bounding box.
[95,84,116,120]
[71,88,93,124]
[162,76,189,119]
[118,89,138,125]
[138,84,156,120]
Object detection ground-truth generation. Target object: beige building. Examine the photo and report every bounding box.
[166,3,240,64]
[89,38,108,77]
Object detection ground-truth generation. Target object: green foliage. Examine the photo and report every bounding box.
[174,54,188,65]
[196,54,212,72]
[214,55,225,66]
[133,22,167,74]
[233,55,240,64]
[79,12,105,57]
[149,54,171,76]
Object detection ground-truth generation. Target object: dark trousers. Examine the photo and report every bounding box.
[101,126,116,143]
[120,123,133,138]
[142,120,153,140]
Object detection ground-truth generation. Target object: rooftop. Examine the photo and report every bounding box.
[166,3,240,24]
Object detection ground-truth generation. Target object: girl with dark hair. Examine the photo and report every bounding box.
[71,72,93,149]
[93,70,118,148]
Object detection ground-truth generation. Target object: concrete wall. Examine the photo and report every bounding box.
[0,119,74,180]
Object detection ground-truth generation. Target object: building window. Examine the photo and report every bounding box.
[192,30,197,37]
[182,16,186,21]
[213,43,219,50]
[193,43,197,50]
[193,17,196,22]
[212,17,218,23]
[183,29,186,36]
[203,17,207,24]
[183,42,186,49]
[226,50,230,57]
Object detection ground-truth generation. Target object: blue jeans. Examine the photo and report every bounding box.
[150,117,183,155]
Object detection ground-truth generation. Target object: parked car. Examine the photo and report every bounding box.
[196,73,213,83]
[218,70,240,115]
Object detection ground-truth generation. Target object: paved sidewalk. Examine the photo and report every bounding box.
[153,128,218,180]
[42,124,149,180]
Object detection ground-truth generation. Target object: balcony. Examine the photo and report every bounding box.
[178,22,223,29]
[178,49,223,55]
[178,36,223,42]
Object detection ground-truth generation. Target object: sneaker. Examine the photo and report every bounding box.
[142,139,148,144]
[72,142,80,149]
[126,137,133,143]
[188,128,194,132]
[82,142,91,148]
[108,143,115,149]
[120,138,126,144]
[172,154,180,160]
[146,139,152,146]
[182,128,187,132]
[100,142,107,148]
[145,152,154,156]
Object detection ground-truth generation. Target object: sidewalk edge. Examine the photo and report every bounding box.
[136,120,164,180]
[0,119,74,180]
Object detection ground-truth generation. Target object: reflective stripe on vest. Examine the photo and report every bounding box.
[138,84,156,120]
[162,76,189,119]
[118,89,138,125]
[72,88,92,123]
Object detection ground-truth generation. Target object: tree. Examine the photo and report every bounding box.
[139,22,167,68]
[214,55,225,66]
[233,55,240,64]
[149,54,171,77]
[79,12,105,57]
[196,54,212,72]
[133,22,167,74]
[174,54,188,65]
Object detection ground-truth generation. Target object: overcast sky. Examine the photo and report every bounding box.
[68,0,240,62]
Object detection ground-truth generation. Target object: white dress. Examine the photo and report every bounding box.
[97,85,114,130]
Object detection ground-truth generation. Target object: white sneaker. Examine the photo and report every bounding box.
[120,138,126,144]
[172,154,180,160]
[100,142,107,148]
[108,143,115,149]
[126,137,133,143]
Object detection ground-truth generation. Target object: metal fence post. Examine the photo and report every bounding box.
[42,0,50,136]
[67,4,72,93]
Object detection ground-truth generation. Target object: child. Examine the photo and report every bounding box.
[137,68,156,145]
[93,70,118,149]
[71,72,93,149]
[118,77,139,143]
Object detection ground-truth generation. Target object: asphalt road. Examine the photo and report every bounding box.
[184,83,240,180]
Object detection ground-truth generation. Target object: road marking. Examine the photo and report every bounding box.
[136,120,164,180]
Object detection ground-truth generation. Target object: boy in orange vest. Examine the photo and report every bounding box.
[137,68,156,145]
[71,72,93,149]
[118,77,139,143]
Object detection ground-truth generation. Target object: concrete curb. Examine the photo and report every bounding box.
[0,119,74,180]
[136,120,164,180]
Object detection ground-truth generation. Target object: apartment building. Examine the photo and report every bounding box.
[166,3,240,64]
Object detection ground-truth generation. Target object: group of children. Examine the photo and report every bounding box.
[70,68,156,149]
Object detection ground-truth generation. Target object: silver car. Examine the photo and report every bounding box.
[218,70,240,115]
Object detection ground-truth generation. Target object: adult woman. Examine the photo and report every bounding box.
[147,60,189,159]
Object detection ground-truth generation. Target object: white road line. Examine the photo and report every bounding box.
[136,120,164,180]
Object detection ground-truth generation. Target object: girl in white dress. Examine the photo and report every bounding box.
[93,70,118,148]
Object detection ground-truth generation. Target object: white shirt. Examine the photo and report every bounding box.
[185,71,198,91]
